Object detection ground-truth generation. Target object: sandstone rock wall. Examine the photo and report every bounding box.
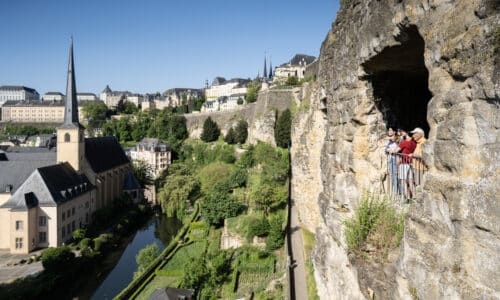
[290,82,325,233]
[184,88,297,145]
[299,0,500,299]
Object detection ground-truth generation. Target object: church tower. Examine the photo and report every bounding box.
[263,55,268,82]
[57,37,85,172]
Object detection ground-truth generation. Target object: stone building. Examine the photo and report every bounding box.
[0,86,40,106]
[0,39,139,254]
[99,85,131,109]
[205,77,249,101]
[76,93,98,101]
[43,92,64,101]
[273,54,316,83]
[163,88,203,107]
[128,138,171,178]
[0,100,97,123]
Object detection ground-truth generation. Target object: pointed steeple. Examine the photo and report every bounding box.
[263,55,267,81]
[64,36,79,126]
[269,59,273,80]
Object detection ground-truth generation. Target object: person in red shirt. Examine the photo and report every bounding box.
[390,129,416,199]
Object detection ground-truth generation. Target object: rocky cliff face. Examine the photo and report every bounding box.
[293,0,499,299]
[184,88,297,145]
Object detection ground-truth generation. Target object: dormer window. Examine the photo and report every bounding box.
[64,133,70,142]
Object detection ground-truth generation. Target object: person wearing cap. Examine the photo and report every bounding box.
[410,127,427,186]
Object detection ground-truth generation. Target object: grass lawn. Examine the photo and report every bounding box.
[302,228,319,300]
[161,241,207,274]
[134,276,178,300]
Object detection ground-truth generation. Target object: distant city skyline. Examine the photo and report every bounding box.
[0,0,339,95]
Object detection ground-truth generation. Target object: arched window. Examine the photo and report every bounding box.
[64,133,70,142]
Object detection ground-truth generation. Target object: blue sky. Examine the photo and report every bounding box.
[0,0,339,95]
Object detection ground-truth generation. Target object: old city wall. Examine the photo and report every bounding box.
[292,0,499,299]
[184,88,298,145]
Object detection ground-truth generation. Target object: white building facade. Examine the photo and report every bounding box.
[0,86,40,106]
[128,138,172,178]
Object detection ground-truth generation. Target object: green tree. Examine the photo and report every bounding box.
[158,172,200,219]
[266,213,285,250]
[135,243,160,275]
[250,183,287,216]
[197,162,234,194]
[201,188,240,226]
[274,109,291,148]
[224,127,236,144]
[234,120,248,144]
[117,100,138,114]
[81,101,108,125]
[246,80,261,103]
[237,97,244,105]
[200,117,220,142]
[132,160,154,188]
[180,257,209,293]
[194,95,206,111]
[117,117,132,141]
[72,228,86,242]
[41,246,75,271]
[285,76,299,86]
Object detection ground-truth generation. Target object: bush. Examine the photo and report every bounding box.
[41,246,75,271]
[72,228,86,242]
[198,162,234,194]
[247,217,270,239]
[136,243,161,275]
[285,76,299,86]
[79,238,91,250]
[93,233,113,252]
[344,193,404,258]
[234,120,248,144]
[201,189,241,226]
[266,213,285,251]
[201,117,220,142]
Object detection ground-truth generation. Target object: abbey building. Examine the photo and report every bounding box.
[0,39,140,254]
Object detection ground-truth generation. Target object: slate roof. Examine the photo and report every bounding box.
[0,86,38,93]
[45,92,64,96]
[123,171,141,190]
[102,85,112,94]
[85,137,130,173]
[149,287,194,300]
[0,163,94,211]
[0,147,57,194]
[279,54,317,67]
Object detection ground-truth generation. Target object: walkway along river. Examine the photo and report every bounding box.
[76,214,182,300]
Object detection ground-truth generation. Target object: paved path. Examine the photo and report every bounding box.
[0,249,44,283]
[290,197,308,300]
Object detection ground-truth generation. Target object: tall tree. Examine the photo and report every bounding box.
[224,127,236,144]
[274,109,292,148]
[234,120,248,144]
[200,117,220,142]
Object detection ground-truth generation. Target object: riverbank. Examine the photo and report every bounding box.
[0,203,155,300]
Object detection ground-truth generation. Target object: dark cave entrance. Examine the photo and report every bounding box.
[363,25,432,135]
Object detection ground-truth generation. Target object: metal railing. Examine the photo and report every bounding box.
[385,153,426,202]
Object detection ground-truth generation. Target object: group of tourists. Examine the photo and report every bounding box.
[385,127,427,199]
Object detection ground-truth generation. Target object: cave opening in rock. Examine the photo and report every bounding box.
[363,25,432,135]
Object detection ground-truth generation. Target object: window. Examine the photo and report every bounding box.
[39,216,47,226]
[67,224,70,235]
[15,221,23,231]
[67,209,71,217]
[15,238,23,249]
[39,232,47,243]
[62,227,66,237]
[85,213,89,223]
[62,212,65,221]
[71,221,75,232]
[72,207,75,215]
[64,133,70,142]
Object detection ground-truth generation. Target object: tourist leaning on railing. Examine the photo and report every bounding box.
[389,129,416,199]
[385,130,400,194]
[409,127,427,186]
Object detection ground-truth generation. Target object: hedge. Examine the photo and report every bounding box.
[114,202,200,300]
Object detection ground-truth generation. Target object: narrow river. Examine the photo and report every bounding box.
[76,214,182,300]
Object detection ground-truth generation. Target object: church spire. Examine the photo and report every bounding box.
[64,36,79,126]
[269,59,273,80]
[263,54,267,81]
